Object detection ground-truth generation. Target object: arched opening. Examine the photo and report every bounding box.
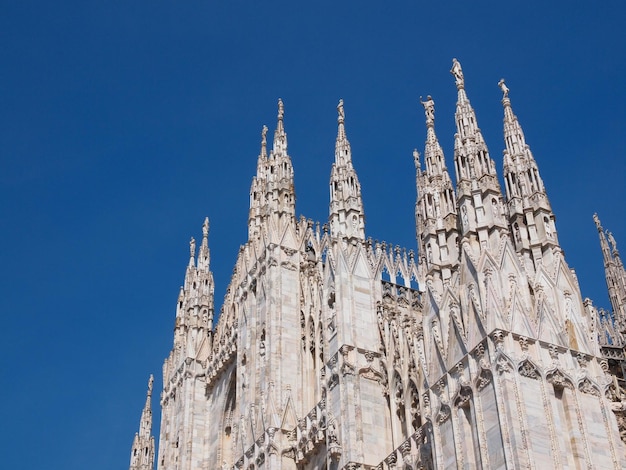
[455,386,481,469]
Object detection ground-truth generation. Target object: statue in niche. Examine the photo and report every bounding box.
[498,78,509,98]
[514,223,521,243]
[491,198,500,220]
[450,58,464,87]
[519,176,528,196]
[327,417,338,444]
[544,218,553,239]
[259,330,266,357]
[461,205,469,228]
[565,295,575,321]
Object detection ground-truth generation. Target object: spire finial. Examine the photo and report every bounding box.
[451,58,464,89]
[189,237,196,258]
[277,98,284,122]
[594,213,603,231]
[202,217,209,239]
[147,374,154,398]
[498,78,509,98]
[272,99,287,155]
[337,99,345,124]
[413,149,421,169]
[261,125,268,157]
[608,232,619,254]
[420,95,435,127]
[336,99,347,143]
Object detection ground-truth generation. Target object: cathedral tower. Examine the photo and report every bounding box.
[451,59,507,256]
[415,95,459,290]
[500,80,561,274]
[157,218,214,470]
[248,99,296,240]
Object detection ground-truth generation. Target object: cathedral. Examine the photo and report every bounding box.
[128,60,626,469]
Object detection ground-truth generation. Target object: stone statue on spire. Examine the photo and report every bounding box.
[420,95,435,126]
[277,98,284,121]
[148,374,154,397]
[594,213,602,230]
[202,217,209,238]
[190,237,196,258]
[261,125,268,154]
[413,149,421,168]
[498,79,509,98]
[608,232,618,252]
[337,99,345,123]
[451,58,464,88]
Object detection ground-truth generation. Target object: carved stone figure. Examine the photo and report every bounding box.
[498,78,509,98]
[420,95,435,125]
[450,58,464,87]
[277,98,284,120]
[337,99,345,122]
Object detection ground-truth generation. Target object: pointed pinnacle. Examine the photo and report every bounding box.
[272,99,287,155]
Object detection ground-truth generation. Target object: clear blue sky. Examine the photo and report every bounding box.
[1,2,624,469]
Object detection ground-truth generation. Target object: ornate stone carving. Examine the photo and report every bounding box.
[519,359,540,380]
[547,369,573,390]
[491,329,506,348]
[436,404,451,424]
[579,378,600,396]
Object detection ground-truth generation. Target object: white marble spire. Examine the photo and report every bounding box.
[329,99,365,240]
